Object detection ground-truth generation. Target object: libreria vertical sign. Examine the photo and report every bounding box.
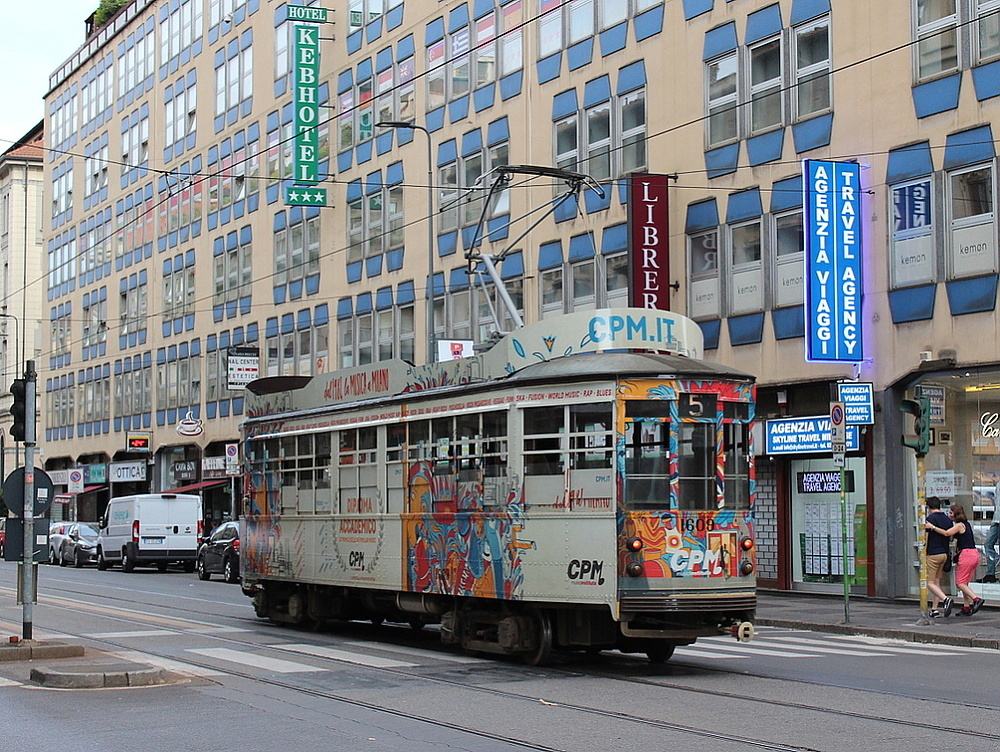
[294,24,320,184]
[804,160,862,362]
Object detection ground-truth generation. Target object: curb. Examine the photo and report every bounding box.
[0,642,85,662]
[29,665,173,689]
[757,617,1000,651]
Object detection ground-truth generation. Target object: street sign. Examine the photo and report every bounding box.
[3,467,55,517]
[225,442,240,476]
[837,382,874,424]
[830,401,846,456]
[68,468,84,494]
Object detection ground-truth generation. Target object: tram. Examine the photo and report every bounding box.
[240,307,757,664]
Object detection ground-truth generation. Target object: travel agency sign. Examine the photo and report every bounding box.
[804,160,862,362]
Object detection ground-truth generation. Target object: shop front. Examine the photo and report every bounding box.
[901,368,1000,599]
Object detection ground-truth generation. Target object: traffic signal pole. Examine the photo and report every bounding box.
[900,394,931,621]
[18,360,37,640]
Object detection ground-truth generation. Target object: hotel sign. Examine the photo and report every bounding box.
[804,160,862,362]
[628,173,671,310]
[287,5,328,22]
[293,24,321,185]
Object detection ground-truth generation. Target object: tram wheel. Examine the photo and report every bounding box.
[645,643,676,664]
[522,609,553,667]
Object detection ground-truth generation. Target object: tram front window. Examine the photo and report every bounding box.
[723,422,750,509]
[677,422,715,510]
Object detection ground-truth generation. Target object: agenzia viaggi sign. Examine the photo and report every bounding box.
[804,160,863,363]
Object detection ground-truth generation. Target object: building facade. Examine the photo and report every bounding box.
[0,122,46,514]
[41,0,1000,597]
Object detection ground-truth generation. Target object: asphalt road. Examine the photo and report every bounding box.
[1,561,998,752]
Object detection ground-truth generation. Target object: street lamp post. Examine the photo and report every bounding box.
[377,121,435,364]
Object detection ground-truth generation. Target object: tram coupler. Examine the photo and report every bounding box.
[731,621,755,643]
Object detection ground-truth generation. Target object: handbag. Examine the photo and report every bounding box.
[943,554,952,573]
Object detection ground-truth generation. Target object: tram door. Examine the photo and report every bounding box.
[623,410,672,510]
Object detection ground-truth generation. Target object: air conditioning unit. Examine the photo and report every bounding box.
[919,351,933,362]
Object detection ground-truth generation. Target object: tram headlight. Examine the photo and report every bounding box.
[739,560,754,576]
[740,536,754,551]
[626,537,643,552]
[626,562,645,578]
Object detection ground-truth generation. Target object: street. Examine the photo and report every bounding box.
[1,561,998,752]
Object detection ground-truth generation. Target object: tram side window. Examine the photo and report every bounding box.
[296,434,316,513]
[624,417,670,509]
[315,432,333,513]
[280,436,297,512]
[723,422,750,509]
[386,423,406,513]
[482,410,508,481]
[677,422,716,511]
[408,419,430,463]
[432,416,454,475]
[456,412,480,479]
[569,404,612,469]
[523,406,564,475]
[338,426,379,513]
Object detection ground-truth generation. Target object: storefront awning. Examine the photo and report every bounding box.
[54,485,107,503]
[161,479,230,494]
[82,485,106,493]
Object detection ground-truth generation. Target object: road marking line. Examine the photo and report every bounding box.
[775,635,965,656]
[189,647,326,673]
[676,643,819,658]
[85,630,176,639]
[0,677,22,687]
[750,638,898,657]
[187,626,252,634]
[272,643,418,668]
[343,640,481,664]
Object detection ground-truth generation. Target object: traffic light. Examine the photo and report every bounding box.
[9,378,26,442]
[900,396,931,457]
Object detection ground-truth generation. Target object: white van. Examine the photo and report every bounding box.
[97,493,203,572]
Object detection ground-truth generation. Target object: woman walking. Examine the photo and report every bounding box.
[926,502,984,616]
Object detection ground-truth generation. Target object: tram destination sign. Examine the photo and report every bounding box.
[804,159,863,363]
[765,415,860,455]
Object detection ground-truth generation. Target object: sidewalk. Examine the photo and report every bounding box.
[757,590,1000,650]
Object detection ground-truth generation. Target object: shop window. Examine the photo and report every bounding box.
[947,164,996,279]
[688,229,721,320]
[890,179,936,288]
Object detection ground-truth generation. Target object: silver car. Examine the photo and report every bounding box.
[59,523,100,567]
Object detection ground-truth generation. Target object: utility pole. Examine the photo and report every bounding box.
[18,359,37,640]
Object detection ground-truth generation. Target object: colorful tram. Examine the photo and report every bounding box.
[240,308,757,664]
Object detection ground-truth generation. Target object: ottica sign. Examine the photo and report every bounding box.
[766,416,860,455]
[804,160,863,362]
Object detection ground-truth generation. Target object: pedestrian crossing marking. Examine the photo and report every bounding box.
[189,647,326,673]
[85,630,176,639]
[272,643,418,668]
[676,643,816,659]
[110,650,225,677]
[343,640,481,664]
[0,677,21,687]
[779,635,964,656]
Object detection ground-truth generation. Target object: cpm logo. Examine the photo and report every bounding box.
[567,559,606,586]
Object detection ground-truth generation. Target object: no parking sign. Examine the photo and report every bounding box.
[225,443,240,476]
[69,468,84,494]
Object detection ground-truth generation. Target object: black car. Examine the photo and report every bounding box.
[59,522,100,567]
[196,521,240,583]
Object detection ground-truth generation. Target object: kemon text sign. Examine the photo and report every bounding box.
[804,160,862,362]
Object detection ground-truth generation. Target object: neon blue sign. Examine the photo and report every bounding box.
[804,160,862,362]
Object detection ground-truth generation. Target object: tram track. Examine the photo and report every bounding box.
[8,576,1000,751]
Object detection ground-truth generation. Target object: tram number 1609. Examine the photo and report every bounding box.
[681,517,717,534]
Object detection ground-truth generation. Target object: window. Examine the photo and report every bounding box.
[688,229,720,320]
[275,213,320,291]
[500,1,524,76]
[51,310,72,358]
[948,164,996,279]
[890,179,935,288]
[78,377,111,425]
[161,0,203,67]
[82,294,108,348]
[773,210,805,306]
[793,19,831,119]
[214,230,253,306]
[346,184,400,265]
[115,359,152,418]
[163,258,197,324]
[214,41,253,117]
[210,0,248,28]
[426,40,446,111]
[538,249,622,318]
[85,138,108,198]
[552,86,646,180]
[164,74,197,156]
[119,278,148,336]
[121,110,150,175]
[705,16,830,148]
[156,348,202,411]
[347,0,402,33]
[916,0,959,78]
[706,53,738,147]
[728,219,764,315]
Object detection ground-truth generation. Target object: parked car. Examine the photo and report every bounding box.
[196,521,240,583]
[97,493,202,572]
[58,522,100,567]
[48,522,70,565]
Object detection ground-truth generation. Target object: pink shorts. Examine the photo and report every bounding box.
[956,548,981,586]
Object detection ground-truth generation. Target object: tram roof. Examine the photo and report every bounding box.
[504,351,753,385]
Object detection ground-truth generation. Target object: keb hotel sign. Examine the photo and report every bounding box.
[628,174,672,310]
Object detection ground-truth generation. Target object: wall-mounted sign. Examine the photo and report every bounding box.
[284,185,327,206]
[126,431,152,451]
[804,160,863,362]
[292,24,320,185]
[837,382,874,424]
[766,415,860,455]
[228,346,260,390]
[628,173,671,310]
[177,410,204,437]
[287,5,328,22]
[110,461,146,483]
